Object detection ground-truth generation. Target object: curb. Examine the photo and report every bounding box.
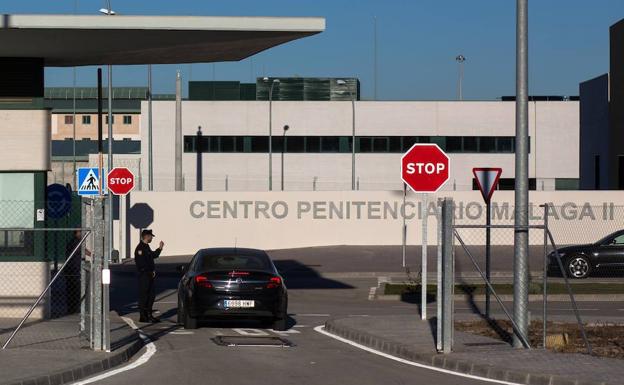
[375,293,624,302]
[323,318,615,385]
[2,331,143,385]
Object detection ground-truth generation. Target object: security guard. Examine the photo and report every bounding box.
[135,229,164,323]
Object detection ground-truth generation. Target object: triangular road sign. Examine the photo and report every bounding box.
[472,168,502,203]
[79,169,100,192]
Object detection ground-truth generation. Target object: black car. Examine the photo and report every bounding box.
[177,247,288,330]
[548,229,624,279]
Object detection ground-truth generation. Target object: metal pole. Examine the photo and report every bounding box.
[542,204,549,349]
[402,183,407,268]
[436,198,443,352]
[459,61,463,101]
[175,70,183,191]
[373,16,378,101]
[351,89,356,190]
[513,0,530,349]
[148,64,153,191]
[268,81,276,191]
[421,193,428,320]
[72,67,77,189]
[281,126,287,191]
[196,126,203,191]
[485,201,491,318]
[440,198,454,353]
[97,69,103,197]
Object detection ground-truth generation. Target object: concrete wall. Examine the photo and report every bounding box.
[0,109,50,171]
[140,100,579,192]
[0,262,50,318]
[120,190,624,258]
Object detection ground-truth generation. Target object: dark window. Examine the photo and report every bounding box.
[446,137,462,152]
[402,137,418,151]
[373,137,389,152]
[235,136,246,152]
[183,136,195,152]
[306,137,320,152]
[476,178,536,191]
[64,115,74,125]
[322,137,340,152]
[105,115,115,124]
[389,137,402,152]
[197,136,209,153]
[220,136,235,152]
[271,136,284,153]
[287,136,305,153]
[497,137,513,153]
[82,115,91,125]
[418,136,431,144]
[359,137,373,153]
[250,136,269,153]
[339,137,352,153]
[463,136,478,152]
[198,253,271,272]
[123,115,132,125]
[479,137,496,153]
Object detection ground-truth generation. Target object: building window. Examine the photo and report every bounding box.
[123,115,132,125]
[64,115,74,125]
[82,115,91,125]
[105,115,115,124]
[473,178,536,191]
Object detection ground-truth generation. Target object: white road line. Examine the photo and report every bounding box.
[70,317,156,385]
[314,325,522,385]
[232,328,269,336]
[293,325,308,328]
[270,329,301,335]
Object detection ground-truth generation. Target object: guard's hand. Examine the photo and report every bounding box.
[152,271,156,278]
[159,241,164,249]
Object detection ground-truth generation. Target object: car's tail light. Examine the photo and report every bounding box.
[195,275,213,288]
[266,276,282,289]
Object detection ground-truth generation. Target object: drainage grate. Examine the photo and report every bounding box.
[212,336,294,347]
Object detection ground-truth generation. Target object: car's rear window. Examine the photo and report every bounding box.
[197,253,271,272]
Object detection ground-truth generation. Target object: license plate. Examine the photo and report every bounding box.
[223,300,255,308]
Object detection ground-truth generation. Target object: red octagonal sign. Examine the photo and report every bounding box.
[107,167,135,195]
[401,144,450,193]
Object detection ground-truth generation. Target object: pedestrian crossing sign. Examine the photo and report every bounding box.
[77,167,107,196]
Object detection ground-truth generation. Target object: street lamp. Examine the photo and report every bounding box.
[281,125,289,191]
[455,54,466,101]
[337,79,356,190]
[263,77,280,191]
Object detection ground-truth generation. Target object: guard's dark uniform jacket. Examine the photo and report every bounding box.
[134,242,161,273]
[135,242,161,318]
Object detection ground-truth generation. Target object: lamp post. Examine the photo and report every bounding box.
[337,79,356,190]
[455,54,466,101]
[264,77,280,191]
[281,125,289,191]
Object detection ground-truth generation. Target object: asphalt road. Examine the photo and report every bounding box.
[99,259,494,385]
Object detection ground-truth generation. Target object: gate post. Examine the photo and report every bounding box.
[92,197,105,350]
[438,198,455,353]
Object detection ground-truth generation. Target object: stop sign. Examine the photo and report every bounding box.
[401,144,450,193]
[107,167,135,195]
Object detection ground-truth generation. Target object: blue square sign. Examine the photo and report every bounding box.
[77,167,107,196]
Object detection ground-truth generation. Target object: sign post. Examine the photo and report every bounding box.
[402,143,450,321]
[472,167,502,318]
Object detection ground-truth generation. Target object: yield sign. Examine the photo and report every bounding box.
[472,168,502,203]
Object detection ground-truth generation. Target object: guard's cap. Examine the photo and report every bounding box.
[141,229,155,237]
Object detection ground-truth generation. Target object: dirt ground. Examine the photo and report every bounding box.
[455,319,624,359]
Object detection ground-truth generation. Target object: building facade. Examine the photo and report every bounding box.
[141,100,579,192]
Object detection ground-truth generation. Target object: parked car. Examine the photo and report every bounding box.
[548,229,624,279]
[177,247,288,330]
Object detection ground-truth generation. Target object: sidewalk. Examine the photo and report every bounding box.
[0,312,142,385]
[324,315,624,385]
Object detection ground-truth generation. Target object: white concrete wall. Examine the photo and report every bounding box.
[0,109,50,171]
[0,262,50,318]
[122,190,623,257]
[140,101,579,192]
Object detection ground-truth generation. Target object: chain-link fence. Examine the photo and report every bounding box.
[0,198,95,350]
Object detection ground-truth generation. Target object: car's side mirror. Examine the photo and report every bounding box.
[176,265,186,274]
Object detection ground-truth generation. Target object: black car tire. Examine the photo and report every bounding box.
[181,299,198,329]
[272,295,288,331]
[566,255,591,279]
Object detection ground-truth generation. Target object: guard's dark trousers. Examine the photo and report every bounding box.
[138,272,155,317]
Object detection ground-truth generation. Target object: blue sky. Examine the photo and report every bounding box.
[3,0,624,100]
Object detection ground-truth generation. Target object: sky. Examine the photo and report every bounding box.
[2,0,624,100]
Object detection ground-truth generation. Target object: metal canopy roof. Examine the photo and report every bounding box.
[0,14,325,67]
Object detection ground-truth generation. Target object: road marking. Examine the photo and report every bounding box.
[314,325,522,385]
[293,325,308,328]
[170,331,194,335]
[232,328,269,336]
[70,317,156,385]
[271,329,301,335]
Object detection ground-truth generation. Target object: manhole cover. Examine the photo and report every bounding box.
[212,336,294,347]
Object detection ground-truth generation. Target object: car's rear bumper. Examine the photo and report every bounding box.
[187,292,284,319]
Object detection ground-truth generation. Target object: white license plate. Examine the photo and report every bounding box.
[224,300,255,308]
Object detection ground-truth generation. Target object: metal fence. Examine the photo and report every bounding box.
[0,198,107,351]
